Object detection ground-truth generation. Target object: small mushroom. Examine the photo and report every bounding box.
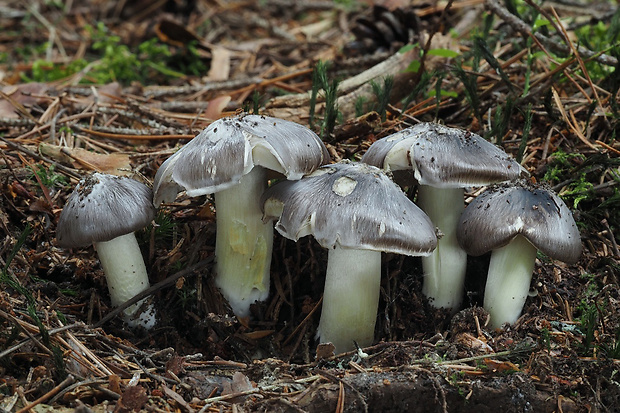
[262,162,437,354]
[56,173,156,328]
[362,123,525,311]
[153,113,330,317]
[456,180,582,328]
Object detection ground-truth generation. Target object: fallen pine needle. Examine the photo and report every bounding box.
[82,128,195,140]
[15,375,75,413]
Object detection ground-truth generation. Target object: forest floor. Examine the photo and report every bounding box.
[1,0,620,412]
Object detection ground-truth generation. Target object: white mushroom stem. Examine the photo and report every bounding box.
[94,233,156,329]
[214,166,273,318]
[418,185,468,311]
[317,246,381,354]
[484,234,538,329]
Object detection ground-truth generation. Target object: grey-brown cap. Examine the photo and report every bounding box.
[57,173,156,248]
[457,180,582,263]
[153,114,330,206]
[362,123,525,188]
[261,162,438,256]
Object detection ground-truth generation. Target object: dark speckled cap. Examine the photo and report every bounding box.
[456,180,582,263]
[56,173,156,248]
[361,123,526,188]
[152,113,331,206]
[261,162,438,256]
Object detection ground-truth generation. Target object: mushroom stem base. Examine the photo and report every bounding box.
[214,167,273,318]
[484,235,538,329]
[317,246,381,354]
[418,186,467,311]
[95,233,156,329]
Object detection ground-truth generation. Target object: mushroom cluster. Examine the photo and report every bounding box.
[56,113,583,350]
[362,122,582,328]
[362,123,526,311]
[153,113,330,318]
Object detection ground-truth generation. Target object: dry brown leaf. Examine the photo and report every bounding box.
[220,371,255,403]
[94,82,123,104]
[39,143,131,175]
[114,385,148,413]
[204,95,231,120]
[315,342,336,360]
[0,82,50,118]
[455,332,494,353]
[108,374,122,395]
[484,358,520,373]
[2,82,50,105]
[165,355,186,377]
[207,47,231,81]
[161,385,195,413]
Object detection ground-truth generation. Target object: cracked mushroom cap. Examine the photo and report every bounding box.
[361,123,526,188]
[457,180,582,263]
[57,173,156,248]
[261,162,438,255]
[153,114,330,206]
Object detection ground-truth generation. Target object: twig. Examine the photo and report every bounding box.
[0,319,85,360]
[0,91,40,124]
[10,111,98,141]
[544,4,604,113]
[282,296,322,347]
[0,310,54,357]
[96,106,168,129]
[143,77,263,99]
[595,140,620,157]
[484,0,617,67]
[601,219,620,258]
[549,88,599,150]
[201,375,322,405]
[91,257,213,328]
[27,3,67,59]
[0,136,82,179]
[267,50,415,109]
[336,381,345,413]
[15,375,75,413]
[48,377,119,405]
[419,0,456,75]
[316,370,368,413]
[0,117,36,127]
[428,346,535,366]
[231,68,314,97]
[63,327,114,376]
[76,125,195,140]
[133,356,180,385]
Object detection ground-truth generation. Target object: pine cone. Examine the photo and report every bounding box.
[347,5,421,55]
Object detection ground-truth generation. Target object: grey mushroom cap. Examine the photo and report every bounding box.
[57,173,156,248]
[261,162,438,256]
[361,123,526,188]
[457,180,582,263]
[153,114,330,206]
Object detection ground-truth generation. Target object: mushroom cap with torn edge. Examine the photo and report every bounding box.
[56,173,156,248]
[457,180,582,263]
[361,122,526,188]
[153,114,330,206]
[261,162,438,255]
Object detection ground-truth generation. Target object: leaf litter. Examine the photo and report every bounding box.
[1,0,620,411]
